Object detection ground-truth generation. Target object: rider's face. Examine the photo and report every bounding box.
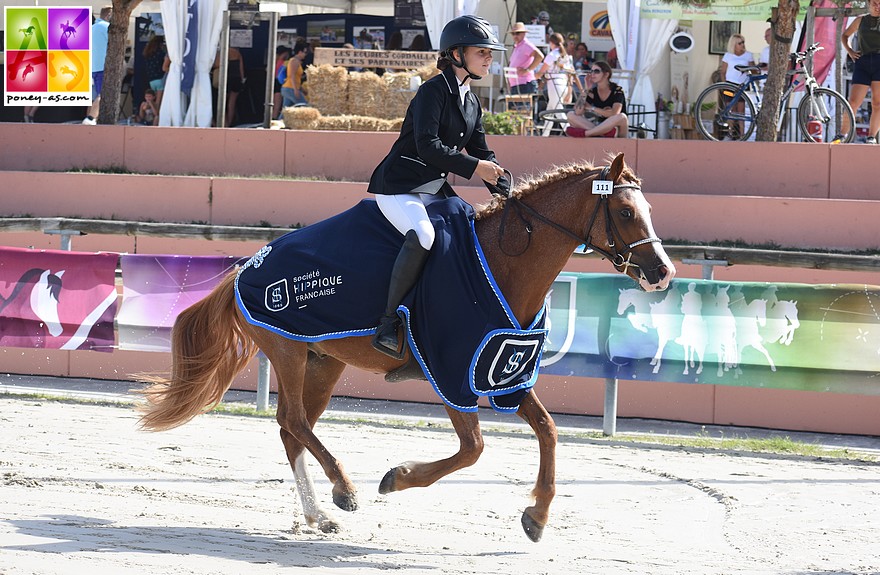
[463,47,493,77]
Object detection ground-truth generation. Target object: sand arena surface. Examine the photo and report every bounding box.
[1,395,879,575]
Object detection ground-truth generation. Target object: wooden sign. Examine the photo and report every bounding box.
[313,47,437,70]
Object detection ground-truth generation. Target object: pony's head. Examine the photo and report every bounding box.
[585,154,675,291]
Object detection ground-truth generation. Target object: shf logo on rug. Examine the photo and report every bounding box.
[472,330,547,395]
[265,279,290,312]
[4,6,92,106]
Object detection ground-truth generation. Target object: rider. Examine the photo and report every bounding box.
[368,15,510,358]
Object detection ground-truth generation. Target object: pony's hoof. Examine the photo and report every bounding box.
[521,511,545,542]
[378,467,396,494]
[333,491,358,512]
[318,519,342,533]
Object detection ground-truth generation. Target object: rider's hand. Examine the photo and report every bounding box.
[476,160,504,186]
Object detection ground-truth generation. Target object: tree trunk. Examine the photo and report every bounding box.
[98,0,142,125]
[755,0,800,141]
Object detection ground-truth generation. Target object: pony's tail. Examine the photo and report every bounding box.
[137,271,258,432]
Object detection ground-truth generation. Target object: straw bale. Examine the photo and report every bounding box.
[306,64,349,116]
[282,106,322,130]
[346,71,386,118]
[383,72,416,119]
[415,65,440,82]
[313,115,402,132]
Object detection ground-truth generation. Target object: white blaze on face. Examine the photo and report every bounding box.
[632,193,675,292]
[31,269,64,337]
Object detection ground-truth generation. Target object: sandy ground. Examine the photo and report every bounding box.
[1,393,879,575]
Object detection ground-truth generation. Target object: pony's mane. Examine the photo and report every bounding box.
[474,156,642,220]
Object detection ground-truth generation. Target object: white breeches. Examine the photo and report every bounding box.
[375,193,436,250]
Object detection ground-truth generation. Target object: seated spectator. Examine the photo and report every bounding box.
[565,61,628,138]
[408,34,427,51]
[136,88,159,125]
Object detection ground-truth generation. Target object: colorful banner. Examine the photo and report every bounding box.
[4,6,92,107]
[541,273,880,396]
[0,246,117,351]
[640,0,808,21]
[117,254,244,352]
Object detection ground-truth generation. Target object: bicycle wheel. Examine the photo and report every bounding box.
[797,88,856,143]
[694,82,757,142]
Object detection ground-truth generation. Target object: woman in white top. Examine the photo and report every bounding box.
[720,34,755,139]
[535,33,573,134]
[721,34,754,84]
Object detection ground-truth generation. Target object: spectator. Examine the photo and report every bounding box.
[273,45,290,120]
[535,32,574,135]
[842,0,880,144]
[281,41,309,108]
[758,27,771,69]
[565,34,578,60]
[721,34,754,84]
[532,10,554,43]
[508,21,543,99]
[386,31,404,51]
[214,46,245,127]
[408,34,427,51]
[143,35,167,111]
[23,105,39,123]
[135,88,159,125]
[565,60,628,138]
[573,42,591,71]
[83,6,111,125]
[606,37,619,69]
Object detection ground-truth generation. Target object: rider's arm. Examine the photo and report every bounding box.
[412,80,480,179]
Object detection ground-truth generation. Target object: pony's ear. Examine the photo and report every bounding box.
[609,153,625,182]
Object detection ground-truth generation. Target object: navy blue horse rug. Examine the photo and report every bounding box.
[234,197,547,413]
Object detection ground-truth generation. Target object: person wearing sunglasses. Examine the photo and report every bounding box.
[720,34,754,139]
[720,34,754,85]
[564,61,629,138]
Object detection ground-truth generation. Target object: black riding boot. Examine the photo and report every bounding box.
[372,230,430,359]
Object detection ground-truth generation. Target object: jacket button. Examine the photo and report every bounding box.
[459,132,464,137]
[441,172,446,177]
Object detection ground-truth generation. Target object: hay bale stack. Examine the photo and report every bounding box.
[282,106,322,130]
[315,115,401,132]
[346,71,386,118]
[306,64,348,116]
[383,72,415,119]
[415,65,440,83]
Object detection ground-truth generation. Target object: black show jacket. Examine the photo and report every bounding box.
[368,66,507,197]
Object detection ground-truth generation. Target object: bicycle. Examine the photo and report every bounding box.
[693,43,855,143]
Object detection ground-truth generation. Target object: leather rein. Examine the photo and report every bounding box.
[492,165,662,277]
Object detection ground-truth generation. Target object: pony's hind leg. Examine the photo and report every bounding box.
[379,405,483,493]
[516,391,557,543]
[252,329,355,531]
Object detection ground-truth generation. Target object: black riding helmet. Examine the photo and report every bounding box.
[439,15,505,81]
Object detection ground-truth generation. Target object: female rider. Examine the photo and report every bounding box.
[368,15,510,358]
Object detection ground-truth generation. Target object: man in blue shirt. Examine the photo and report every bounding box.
[83,6,111,125]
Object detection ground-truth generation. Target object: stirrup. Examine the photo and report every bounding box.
[371,317,407,360]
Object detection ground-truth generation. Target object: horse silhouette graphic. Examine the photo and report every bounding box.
[616,282,801,378]
[0,268,65,346]
[60,20,77,39]
[60,65,77,78]
[22,63,36,82]
[19,25,36,38]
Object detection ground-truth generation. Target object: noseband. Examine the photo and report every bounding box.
[495,165,662,277]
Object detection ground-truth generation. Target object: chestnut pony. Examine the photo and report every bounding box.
[138,153,675,542]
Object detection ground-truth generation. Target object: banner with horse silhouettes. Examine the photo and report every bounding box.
[0,246,116,351]
[541,273,880,395]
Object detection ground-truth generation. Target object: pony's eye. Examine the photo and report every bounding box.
[620,208,633,218]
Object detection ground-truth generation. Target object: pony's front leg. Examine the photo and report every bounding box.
[290,449,342,533]
[516,391,557,543]
[379,406,483,493]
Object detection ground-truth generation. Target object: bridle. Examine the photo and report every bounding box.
[492,165,663,278]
